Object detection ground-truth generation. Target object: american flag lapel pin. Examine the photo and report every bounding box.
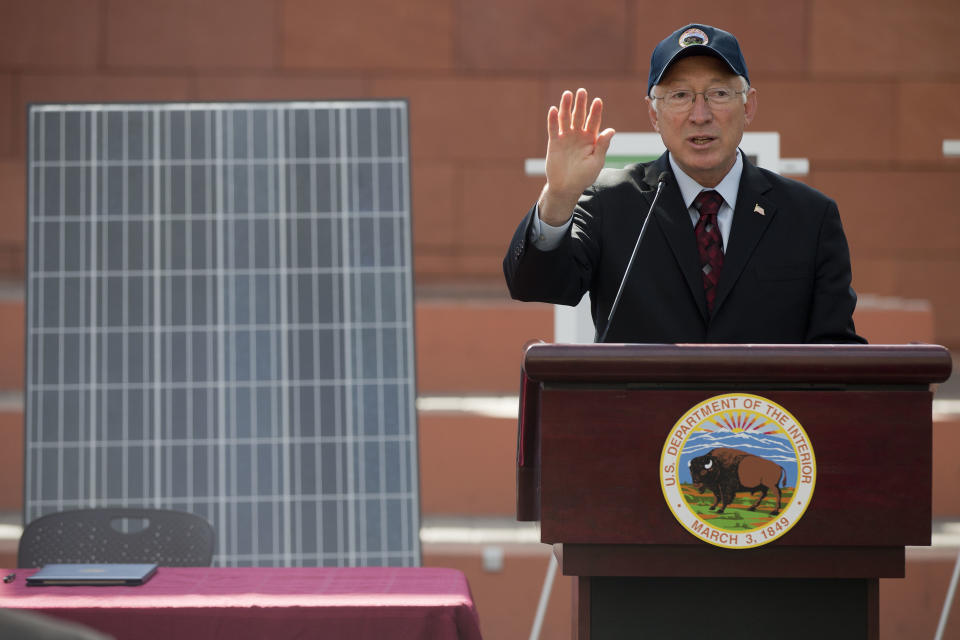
[754,203,765,216]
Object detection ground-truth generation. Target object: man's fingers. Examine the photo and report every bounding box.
[552,89,607,142]
[557,91,573,132]
[571,88,588,130]
[585,97,604,137]
[547,106,560,139]
[596,128,616,156]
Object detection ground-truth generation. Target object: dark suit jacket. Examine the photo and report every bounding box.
[503,152,865,344]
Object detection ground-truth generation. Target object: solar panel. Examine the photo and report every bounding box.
[24,101,420,567]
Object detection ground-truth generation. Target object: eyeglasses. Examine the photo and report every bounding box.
[651,88,746,111]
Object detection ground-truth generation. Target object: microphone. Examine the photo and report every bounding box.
[596,171,671,343]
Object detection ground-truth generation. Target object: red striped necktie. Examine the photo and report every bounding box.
[693,190,724,313]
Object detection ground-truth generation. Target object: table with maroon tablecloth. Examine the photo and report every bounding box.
[0,566,483,640]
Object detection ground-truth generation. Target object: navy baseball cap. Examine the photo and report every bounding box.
[647,24,749,94]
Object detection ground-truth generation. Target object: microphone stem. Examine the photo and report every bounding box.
[596,179,667,343]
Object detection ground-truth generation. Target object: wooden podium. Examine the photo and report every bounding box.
[516,343,952,640]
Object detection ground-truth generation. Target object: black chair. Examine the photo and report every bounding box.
[18,508,216,568]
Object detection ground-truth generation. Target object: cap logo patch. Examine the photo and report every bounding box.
[679,28,709,48]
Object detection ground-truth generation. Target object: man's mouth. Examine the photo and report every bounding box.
[689,136,715,146]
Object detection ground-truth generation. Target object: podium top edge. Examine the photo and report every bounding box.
[521,343,952,385]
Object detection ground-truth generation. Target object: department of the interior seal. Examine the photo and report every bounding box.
[660,393,816,549]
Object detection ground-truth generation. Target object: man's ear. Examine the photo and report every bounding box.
[744,87,758,126]
[646,96,659,132]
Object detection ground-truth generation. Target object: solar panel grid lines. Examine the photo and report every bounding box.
[158,108,170,512]
[25,101,419,568]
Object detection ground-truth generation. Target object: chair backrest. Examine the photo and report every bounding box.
[18,508,215,568]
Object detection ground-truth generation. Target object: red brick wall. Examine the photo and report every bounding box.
[1,0,958,345]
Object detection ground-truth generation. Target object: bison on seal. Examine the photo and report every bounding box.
[688,447,787,515]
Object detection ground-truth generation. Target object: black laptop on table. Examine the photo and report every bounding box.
[26,564,158,586]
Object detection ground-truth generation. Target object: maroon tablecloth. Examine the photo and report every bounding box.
[0,566,483,640]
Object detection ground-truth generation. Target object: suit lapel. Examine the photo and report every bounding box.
[643,157,708,322]
[712,158,775,316]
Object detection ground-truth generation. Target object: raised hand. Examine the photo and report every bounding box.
[539,88,616,226]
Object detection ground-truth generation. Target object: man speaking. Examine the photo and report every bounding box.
[503,23,865,345]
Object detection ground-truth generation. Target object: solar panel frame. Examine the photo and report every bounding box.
[24,100,421,567]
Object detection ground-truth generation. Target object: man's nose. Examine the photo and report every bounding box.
[688,94,712,122]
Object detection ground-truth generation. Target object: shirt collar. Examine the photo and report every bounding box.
[668,150,743,211]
